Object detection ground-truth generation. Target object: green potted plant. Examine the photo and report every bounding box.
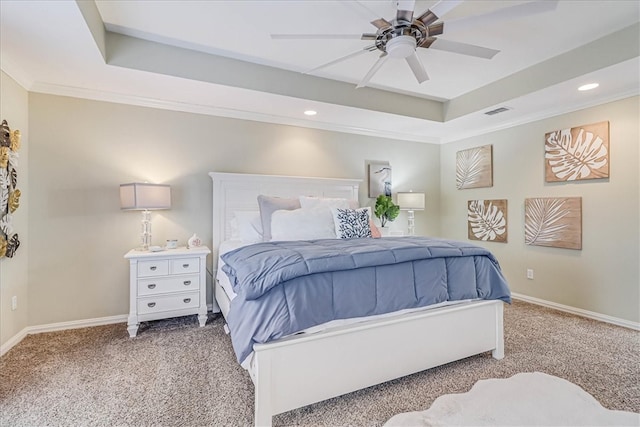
[374,195,400,228]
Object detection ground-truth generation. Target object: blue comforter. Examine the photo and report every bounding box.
[222,236,511,364]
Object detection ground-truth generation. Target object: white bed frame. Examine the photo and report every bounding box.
[209,172,505,427]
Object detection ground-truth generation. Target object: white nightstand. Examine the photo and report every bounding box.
[124,246,211,337]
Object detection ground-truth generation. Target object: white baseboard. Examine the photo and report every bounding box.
[0,306,223,358]
[28,314,128,335]
[512,292,640,331]
[3,297,637,357]
[0,314,127,357]
[0,327,29,357]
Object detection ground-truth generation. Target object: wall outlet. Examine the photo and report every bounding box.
[526,269,534,280]
[11,296,17,311]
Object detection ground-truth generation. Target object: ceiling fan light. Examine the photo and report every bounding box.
[386,35,417,58]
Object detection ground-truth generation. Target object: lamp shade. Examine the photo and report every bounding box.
[120,183,171,210]
[397,192,425,210]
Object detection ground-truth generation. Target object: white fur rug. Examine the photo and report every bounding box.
[384,372,639,426]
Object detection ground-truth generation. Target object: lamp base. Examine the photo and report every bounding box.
[407,210,416,236]
[139,210,152,250]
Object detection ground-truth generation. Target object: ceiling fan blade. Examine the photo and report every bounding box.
[361,33,377,40]
[446,1,559,34]
[371,17,393,29]
[426,0,464,21]
[341,1,392,29]
[418,37,437,49]
[271,34,363,40]
[396,9,414,23]
[405,51,429,83]
[430,39,500,59]
[306,46,377,74]
[396,0,415,23]
[417,9,438,26]
[356,53,389,89]
[427,22,444,37]
[342,0,384,21]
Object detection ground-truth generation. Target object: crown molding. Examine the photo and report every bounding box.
[0,57,34,91]
[20,79,639,146]
[28,81,442,144]
[441,88,640,144]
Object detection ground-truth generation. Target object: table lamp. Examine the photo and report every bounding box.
[120,183,171,250]
[397,191,425,236]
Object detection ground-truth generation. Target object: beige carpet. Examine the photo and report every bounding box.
[384,372,640,426]
[1,300,639,426]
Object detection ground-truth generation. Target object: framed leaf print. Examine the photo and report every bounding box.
[456,145,493,189]
[468,199,507,243]
[545,121,609,182]
[525,197,581,250]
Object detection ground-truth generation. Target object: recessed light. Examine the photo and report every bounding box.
[304,110,317,116]
[578,83,599,91]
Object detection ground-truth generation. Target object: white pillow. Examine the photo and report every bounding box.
[271,207,337,241]
[331,207,373,239]
[299,196,359,210]
[258,195,301,241]
[231,211,263,243]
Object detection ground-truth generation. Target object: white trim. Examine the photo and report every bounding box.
[441,89,640,143]
[21,77,640,146]
[0,58,34,91]
[0,315,127,357]
[512,292,640,331]
[28,314,128,335]
[27,82,441,144]
[0,327,29,357]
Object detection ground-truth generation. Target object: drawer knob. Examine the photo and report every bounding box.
[150,266,157,271]
[182,264,189,268]
[183,280,191,286]
[148,284,156,289]
[183,298,191,304]
[147,302,156,308]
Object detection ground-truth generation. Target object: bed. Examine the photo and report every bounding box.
[209,172,509,427]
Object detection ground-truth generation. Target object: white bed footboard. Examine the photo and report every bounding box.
[253,300,504,426]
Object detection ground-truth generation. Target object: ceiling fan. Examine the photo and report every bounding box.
[272,0,558,88]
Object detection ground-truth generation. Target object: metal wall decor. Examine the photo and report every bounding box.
[545,121,609,182]
[0,120,21,258]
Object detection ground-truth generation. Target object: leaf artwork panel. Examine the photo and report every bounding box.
[545,121,609,182]
[525,197,582,250]
[456,145,493,189]
[468,199,508,243]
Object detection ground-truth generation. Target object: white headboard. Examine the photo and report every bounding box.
[209,172,361,254]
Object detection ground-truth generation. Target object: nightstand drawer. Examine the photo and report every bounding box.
[170,258,200,274]
[137,292,200,315]
[138,275,200,296]
[138,260,169,277]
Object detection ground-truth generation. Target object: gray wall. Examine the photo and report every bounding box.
[0,71,29,347]
[440,96,639,323]
[26,93,441,327]
[2,83,637,348]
